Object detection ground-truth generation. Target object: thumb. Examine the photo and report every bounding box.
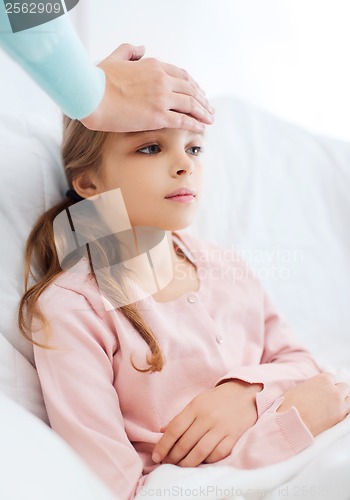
[110,43,145,61]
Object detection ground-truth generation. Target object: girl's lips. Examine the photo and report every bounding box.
[165,194,195,203]
[165,187,196,198]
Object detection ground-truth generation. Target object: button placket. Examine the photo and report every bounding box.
[186,291,225,346]
[187,294,197,304]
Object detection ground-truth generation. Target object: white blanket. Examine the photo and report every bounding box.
[137,367,350,499]
[138,417,350,500]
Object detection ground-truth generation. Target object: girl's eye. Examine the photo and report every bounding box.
[137,144,161,155]
[187,146,203,156]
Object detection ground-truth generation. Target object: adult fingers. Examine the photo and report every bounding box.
[162,63,215,116]
[152,412,196,463]
[161,62,201,90]
[170,77,215,115]
[159,111,206,133]
[107,43,146,61]
[169,94,214,126]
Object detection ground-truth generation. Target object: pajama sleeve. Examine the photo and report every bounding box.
[214,287,322,418]
[216,394,315,469]
[212,270,321,468]
[32,284,147,500]
[0,3,105,119]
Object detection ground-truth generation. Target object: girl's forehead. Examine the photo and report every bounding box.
[119,128,205,141]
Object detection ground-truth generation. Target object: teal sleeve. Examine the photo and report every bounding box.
[0,3,106,119]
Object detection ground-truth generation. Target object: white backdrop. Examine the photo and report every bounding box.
[76,0,350,141]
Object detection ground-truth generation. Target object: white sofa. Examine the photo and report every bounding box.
[1,97,350,499]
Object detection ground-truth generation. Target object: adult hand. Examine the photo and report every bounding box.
[277,372,350,437]
[81,43,214,133]
[152,380,263,467]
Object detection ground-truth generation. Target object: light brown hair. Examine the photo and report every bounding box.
[18,116,164,373]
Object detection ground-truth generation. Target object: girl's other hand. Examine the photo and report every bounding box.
[277,372,350,436]
[152,380,263,467]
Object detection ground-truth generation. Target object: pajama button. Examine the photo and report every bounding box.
[216,335,224,344]
[187,294,197,303]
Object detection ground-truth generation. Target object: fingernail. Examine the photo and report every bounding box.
[152,452,161,463]
[206,114,214,124]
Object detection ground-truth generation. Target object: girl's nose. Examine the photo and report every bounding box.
[172,155,194,177]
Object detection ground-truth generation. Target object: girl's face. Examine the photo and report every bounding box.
[78,128,204,231]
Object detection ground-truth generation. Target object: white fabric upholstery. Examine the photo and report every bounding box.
[189,96,350,370]
[0,113,65,418]
[0,392,114,499]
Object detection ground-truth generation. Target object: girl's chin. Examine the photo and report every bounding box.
[161,220,194,232]
[130,218,195,232]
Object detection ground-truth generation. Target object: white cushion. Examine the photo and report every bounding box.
[190,96,350,369]
[0,392,114,500]
[0,112,65,418]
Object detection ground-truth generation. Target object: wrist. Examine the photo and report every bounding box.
[228,379,263,393]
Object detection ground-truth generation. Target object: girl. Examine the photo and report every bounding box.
[19,117,350,500]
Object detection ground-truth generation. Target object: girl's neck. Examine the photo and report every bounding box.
[118,229,188,297]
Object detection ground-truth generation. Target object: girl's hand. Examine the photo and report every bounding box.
[152,380,263,467]
[277,372,350,436]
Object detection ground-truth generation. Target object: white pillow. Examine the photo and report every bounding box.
[190,96,350,369]
[0,112,65,418]
[0,392,114,500]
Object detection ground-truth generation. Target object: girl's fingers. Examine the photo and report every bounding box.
[203,434,236,464]
[321,371,336,382]
[162,418,211,465]
[152,413,195,463]
[344,395,350,411]
[334,382,350,419]
[335,382,350,398]
[177,428,225,468]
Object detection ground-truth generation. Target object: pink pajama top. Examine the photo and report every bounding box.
[32,231,321,499]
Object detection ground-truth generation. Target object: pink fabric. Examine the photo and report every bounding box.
[32,231,321,499]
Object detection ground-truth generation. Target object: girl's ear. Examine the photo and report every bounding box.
[72,173,100,199]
